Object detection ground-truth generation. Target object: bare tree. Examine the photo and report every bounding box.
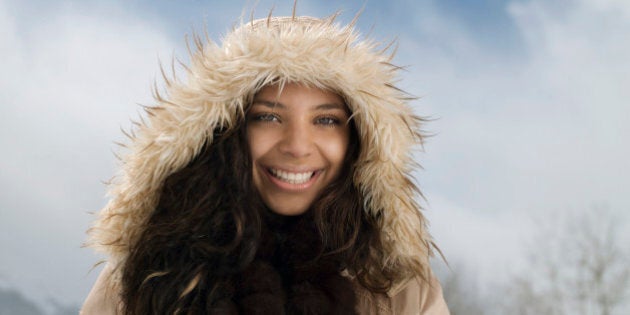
[501,206,630,315]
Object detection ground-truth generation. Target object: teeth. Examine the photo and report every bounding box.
[270,169,315,184]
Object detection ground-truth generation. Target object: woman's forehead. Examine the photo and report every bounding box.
[252,83,345,108]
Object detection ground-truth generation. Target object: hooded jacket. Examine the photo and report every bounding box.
[84,12,449,315]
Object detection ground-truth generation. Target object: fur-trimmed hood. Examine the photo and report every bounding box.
[87,13,434,288]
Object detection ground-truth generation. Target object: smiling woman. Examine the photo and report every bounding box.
[81,9,449,315]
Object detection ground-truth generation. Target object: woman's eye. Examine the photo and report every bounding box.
[316,117,341,126]
[251,113,279,122]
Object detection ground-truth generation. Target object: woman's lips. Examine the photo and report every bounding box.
[265,167,321,191]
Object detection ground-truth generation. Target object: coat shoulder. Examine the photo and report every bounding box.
[81,263,122,315]
[353,275,450,315]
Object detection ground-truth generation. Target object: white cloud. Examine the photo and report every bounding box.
[425,193,531,282]
[504,0,630,212]
[408,0,630,214]
[0,0,176,306]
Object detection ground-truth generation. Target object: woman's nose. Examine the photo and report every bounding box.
[278,121,314,158]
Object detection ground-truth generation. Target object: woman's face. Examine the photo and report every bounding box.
[247,83,350,216]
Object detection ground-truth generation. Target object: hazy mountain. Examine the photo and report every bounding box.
[0,288,43,315]
[0,287,78,315]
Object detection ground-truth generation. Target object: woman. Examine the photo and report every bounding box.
[82,11,450,315]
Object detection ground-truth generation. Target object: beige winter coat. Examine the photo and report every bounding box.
[81,264,449,314]
[83,11,449,315]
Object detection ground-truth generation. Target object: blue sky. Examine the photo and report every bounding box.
[1,0,629,310]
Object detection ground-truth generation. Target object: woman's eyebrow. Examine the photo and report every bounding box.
[251,100,346,112]
[251,99,285,109]
[314,103,346,111]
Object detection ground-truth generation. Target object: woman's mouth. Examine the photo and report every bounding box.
[269,168,316,184]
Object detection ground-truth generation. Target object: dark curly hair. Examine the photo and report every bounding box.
[119,103,396,314]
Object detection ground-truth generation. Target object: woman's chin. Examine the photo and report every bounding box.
[267,205,309,216]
